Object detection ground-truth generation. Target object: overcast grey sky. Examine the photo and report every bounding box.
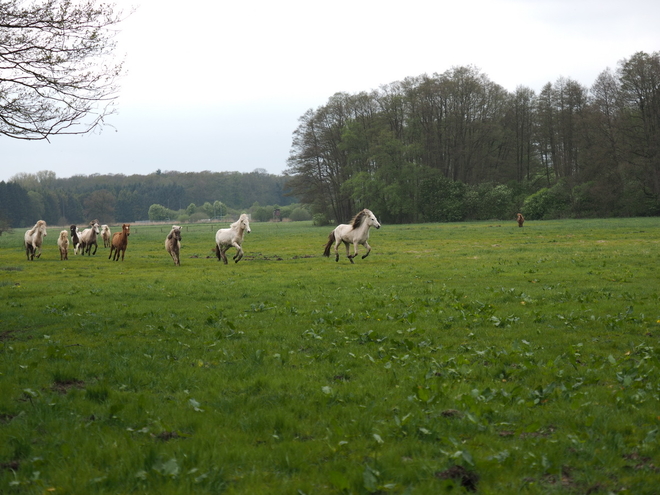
[1,0,659,182]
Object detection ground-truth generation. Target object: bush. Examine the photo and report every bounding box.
[419,176,466,222]
[523,183,570,220]
[289,207,311,221]
[313,213,330,226]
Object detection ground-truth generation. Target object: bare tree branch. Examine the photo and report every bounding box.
[0,0,126,140]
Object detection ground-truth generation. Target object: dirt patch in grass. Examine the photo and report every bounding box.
[440,409,462,418]
[0,413,17,424]
[541,465,577,490]
[0,329,17,341]
[0,460,20,472]
[623,453,659,472]
[155,431,182,441]
[435,465,479,491]
[51,380,85,394]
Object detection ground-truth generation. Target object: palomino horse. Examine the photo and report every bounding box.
[79,220,100,256]
[214,213,251,264]
[24,220,47,260]
[323,208,381,263]
[517,213,525,227]
[165,225,182,266]
[57,230,69,260]
[109,224,130,261]
[101,225,112,247]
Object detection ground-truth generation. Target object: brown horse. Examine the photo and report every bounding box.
[517,213,525,227]
[109,223,130,261]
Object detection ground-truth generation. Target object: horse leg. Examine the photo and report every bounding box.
[361,241,371,259]
[334,239,341,262]
[220,246,228,265]
[109,246,114,260]
[233,242,243,262]
[92,242,98,255]
[345,241,355,264]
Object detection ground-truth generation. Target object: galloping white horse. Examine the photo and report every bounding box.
[323,209,381,263]
[214,213,251,264]
[79,221,100,256]
[24,220,47,260]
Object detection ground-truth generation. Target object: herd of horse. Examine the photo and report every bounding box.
[22,209,527,265]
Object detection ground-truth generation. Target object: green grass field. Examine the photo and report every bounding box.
[1,218,659,494]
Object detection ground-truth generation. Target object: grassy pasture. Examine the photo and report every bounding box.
[1,218,659,494]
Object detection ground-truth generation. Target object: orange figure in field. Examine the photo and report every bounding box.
[516,213,525,227]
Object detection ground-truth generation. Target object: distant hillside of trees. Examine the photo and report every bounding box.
[286,51,660,224]
[0,169,297,228]
[3,51,659,230]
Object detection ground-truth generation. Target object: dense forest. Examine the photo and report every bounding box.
[2,50,659,229]
[286,51,660,224]
[0,169,296,228]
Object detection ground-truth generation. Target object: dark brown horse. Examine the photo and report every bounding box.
[517,213,525,227]
[109,224,130,261]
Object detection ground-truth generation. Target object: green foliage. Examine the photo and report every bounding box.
[286,51,660,223]
[419,176,467,221]
[148,204,175,222]
[522,183,570,219]
[3,170,297,226]
[288,207,311,221]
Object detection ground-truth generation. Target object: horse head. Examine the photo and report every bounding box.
[239,214,251,234]
[354,209,380,230]
[365,209,381,229]
[170,225,182,241]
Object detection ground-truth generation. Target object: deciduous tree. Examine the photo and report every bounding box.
[0,0,125,140]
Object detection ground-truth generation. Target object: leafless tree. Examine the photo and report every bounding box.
[0,0,126,140]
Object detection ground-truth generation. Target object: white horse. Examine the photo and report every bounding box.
[165,225,182,266]
[24,220,47,260]
[323,208,381,263]
[214,213,251,264]
[101,225,112,248]
[79,220,100,256]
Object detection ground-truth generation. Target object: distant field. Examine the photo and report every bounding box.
[1,218,659,494]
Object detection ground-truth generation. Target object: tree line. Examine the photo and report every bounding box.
[285,51,660,224]
[0,170,296,229]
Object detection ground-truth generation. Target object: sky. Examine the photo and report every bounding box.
[1,0,659,183]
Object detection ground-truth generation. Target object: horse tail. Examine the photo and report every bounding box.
[323,230,335,257]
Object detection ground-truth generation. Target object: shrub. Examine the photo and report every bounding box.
[289,207,311,221]
[523,183,570,219]
[313,213,330,226]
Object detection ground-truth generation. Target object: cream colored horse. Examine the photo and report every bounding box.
[214,214,251,264]
[323,209,380,263]
[24,220,47,260]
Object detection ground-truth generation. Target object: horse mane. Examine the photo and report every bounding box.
[231,214,249,231]
[28,220,46,235]
[351,209,367,229]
